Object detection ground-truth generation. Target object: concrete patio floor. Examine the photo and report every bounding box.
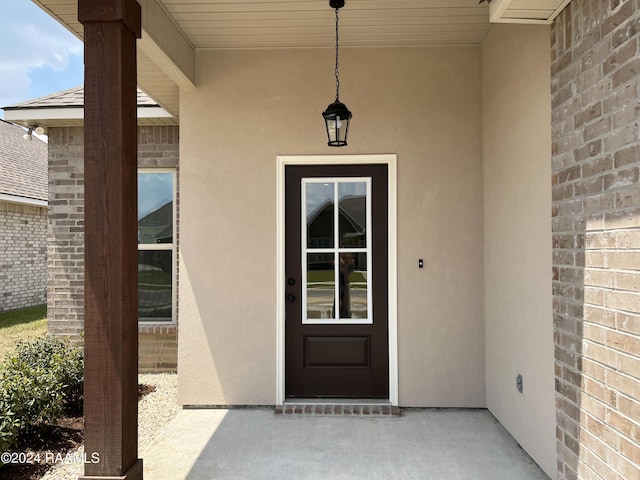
[142,407,550,479]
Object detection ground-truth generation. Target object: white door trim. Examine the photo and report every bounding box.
[276,154,398,405]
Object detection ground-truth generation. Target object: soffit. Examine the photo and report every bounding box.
[37,0,491,48]
[34,0,493,117]
[162,0,492,49]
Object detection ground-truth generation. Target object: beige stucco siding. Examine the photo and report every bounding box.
[482,25,555,477]
[178,46,484,407]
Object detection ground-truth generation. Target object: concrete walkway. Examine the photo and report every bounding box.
[142,408,550,480]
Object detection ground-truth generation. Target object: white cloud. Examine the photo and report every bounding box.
[0,0,83,107]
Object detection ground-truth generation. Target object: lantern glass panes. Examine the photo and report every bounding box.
[323,101,352,147]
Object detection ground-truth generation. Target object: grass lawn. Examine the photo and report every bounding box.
[139,270,172,290]
[308,270,367,286]
[0,305,47,361]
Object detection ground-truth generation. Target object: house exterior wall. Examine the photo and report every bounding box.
[552,1,640,479]
[482,24,556,477]
[47,125,180,371]
[178,46,485,406]
[47,127,84,338]
[0,201,47,312]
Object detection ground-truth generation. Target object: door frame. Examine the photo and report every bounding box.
[276,154,398,406]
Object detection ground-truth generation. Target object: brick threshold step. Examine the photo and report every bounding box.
[274,404,400,417]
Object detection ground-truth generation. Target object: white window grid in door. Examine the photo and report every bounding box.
[301,177,373,325]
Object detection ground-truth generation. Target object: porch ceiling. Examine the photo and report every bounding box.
[162,0,492,49]
[33,0,492,118]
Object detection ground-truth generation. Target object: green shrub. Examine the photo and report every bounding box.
[13,335,84,414]
[0,398,20,455]
[0,335,83,455]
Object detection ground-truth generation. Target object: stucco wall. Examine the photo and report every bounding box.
[482,25,556,477]
[178,46,485,406]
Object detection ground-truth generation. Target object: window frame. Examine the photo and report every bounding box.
[137,167,177,324]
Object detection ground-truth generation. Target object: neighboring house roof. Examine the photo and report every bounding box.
[3,86,176,128]
[138,201,174,244]
[307,195,367,249]
[339,196,366,232]
[0,120,47,204]
[307,196,366,233]
[6,86,159,109]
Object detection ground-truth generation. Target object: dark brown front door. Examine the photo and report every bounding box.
[285,164,389,398]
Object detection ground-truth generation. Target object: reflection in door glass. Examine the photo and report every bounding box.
[338,252,368,319]
[338,182,367,248]
[306,183,334,248]
[306,253,335,319]
[302,177,372,324]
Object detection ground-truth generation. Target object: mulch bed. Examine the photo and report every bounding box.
[1,384,156,480]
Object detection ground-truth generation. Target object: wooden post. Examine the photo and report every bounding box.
[78,1,142,478]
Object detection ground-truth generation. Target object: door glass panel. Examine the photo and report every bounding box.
[306,253,335,320]
[338,182,367,248]
[338,252,368,319]
[302,177,372,324]
[306,182,334,248]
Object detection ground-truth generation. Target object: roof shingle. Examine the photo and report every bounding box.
[3,86,159,110]
[0,120,47,202]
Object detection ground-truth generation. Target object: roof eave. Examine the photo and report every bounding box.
[3,106,177,128]
[0,193,48,207]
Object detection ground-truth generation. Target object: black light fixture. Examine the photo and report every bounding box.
[322,0,352,147]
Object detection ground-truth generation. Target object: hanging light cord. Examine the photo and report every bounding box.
[334,7,341,102]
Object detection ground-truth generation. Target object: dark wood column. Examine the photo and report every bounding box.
[78,1,142,479]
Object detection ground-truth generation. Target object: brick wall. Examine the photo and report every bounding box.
[552,1,640,479]
[138,325,178,372]
[48,125,179,371]
[0,201,47,312]
[48,127,85,338]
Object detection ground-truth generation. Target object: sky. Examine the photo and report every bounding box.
[138,172,174,219]
[0,0,84,117]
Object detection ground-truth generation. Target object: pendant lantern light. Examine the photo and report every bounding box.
[322,0,352,147]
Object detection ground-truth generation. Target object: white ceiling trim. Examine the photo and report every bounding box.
[489,0,572,24]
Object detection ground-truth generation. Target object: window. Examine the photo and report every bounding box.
[138,169,176,322]
[302,178,372,324]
